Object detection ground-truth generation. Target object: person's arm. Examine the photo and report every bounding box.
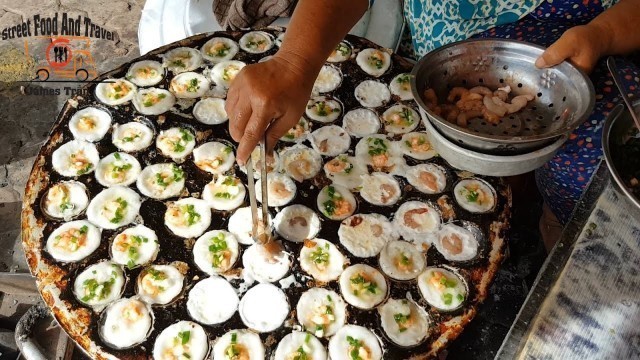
[226,0,369,164]
[536,0,640,72]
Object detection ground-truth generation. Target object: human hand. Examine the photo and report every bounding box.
[535,24,610,73]
[225,51,317,165]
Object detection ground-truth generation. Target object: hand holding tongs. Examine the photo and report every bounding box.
[245,135,273,245]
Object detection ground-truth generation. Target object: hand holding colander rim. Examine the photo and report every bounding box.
[411,38,595,154]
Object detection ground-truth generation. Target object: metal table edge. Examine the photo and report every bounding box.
[494,161,610,359]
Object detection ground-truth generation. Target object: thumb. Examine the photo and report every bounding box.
[536,35,575,69]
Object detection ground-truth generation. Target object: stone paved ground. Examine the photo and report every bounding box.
[0,0,145,355]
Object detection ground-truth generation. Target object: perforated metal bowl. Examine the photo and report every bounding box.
[411,39,595,155]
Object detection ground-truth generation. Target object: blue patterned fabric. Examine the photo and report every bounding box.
[403,0,543,56]
[401,0,639,224]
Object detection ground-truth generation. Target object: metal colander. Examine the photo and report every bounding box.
[411,39,595,154]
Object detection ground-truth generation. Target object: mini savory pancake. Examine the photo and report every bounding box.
[193,97,228,125]
[42,181,89,220]
[296,288,347,337]
[417,267,467,311]
[87,186,141,230]
[169,72,210,98]
[95,152,142,187]
[73,261,125,309]
[281,117,310,143]
[202,176,246,211]
[136,163,185,200]
[379,298,430,347]
[193,141,235,174]
[274,204,321,243]
[46,220,100,262]
[227,206,273,245]
[165,198,212,238]
[305,96,342,123]
[112,121,155,152]
[454,178,497,213]
[313,64,342,94]
[274,331,327,360]
[125,60,164,87]
[342,108,381,137]
[279,145,323,182]
[163,47,203,73]
[187,277,238,325]
[240,146,280,179]
[434,223,480,262]
[328,325,383,360]
[152,321,208,360]
[110,224,159,269]
[310,125,351,157]
[406,164,447,194]
[193,230,240,275]
[256,173,297,207]
[355,134,402,173]
[52,140,100,177]
[389,73,413,100]
[69,107,112,142]
[393,201,441,247]
[243,242,291,283]
[239,283,289,332]
[317,184,356,221]
[156,127,196,161]
[137,264,184,305]
[328,41,352,63]
[132,88,175,115]
[356,48,391,77]
[355,80,391,108]
[212,330,265,360]
[338,214,397,257]
[360,172,402,206]
[400,132,437,160]
[100,298,153,349]
[378,240,425,281]
[95,79,137,106]
[299,238,346,282]
[323,155,366,191]
[382,105,420,134]
[210,60,246,88]
[201,37,239,63]
[239,31,274,53]
[339,264,388,309]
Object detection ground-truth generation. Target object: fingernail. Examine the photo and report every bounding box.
[237,158,245,166]
[535,57,547,68]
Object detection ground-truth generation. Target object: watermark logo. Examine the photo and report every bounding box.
[3,12,118,94]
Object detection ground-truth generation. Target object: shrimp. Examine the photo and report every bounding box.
[440,104,460,124]
[122,302,144,323]
[46,184,69,207]
[371,224,383,237]
[53,228,87,252]
[494,85,511,102]
[423,88,438,106]
[508,94,535,113]
[456,97,484,112]
[469,86,493,96]
[409,136,431,152]
[419,171,438,192]
[318,139,329,153]
[403,208,429,229]
[114,234,133,252]
[77,116,96,131]
[288,216,308,227]
[310,304,336,326]
[380,183,397,204]
[442,233,463,255]
[371,153,389,168]
[70,151,90,171]
[287,159,311,182]
[141,273,164,295]
[271,181,292,199]
[447,87,470,102]
[332,199,353,217]
[482,107,502,124]
[428,271,447,291]
[483,95,508,117]
[456,110,483,127]
[326,157,348,173]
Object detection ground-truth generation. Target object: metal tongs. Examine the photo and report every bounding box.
[607,57,640,135]
[245,136,273,246]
